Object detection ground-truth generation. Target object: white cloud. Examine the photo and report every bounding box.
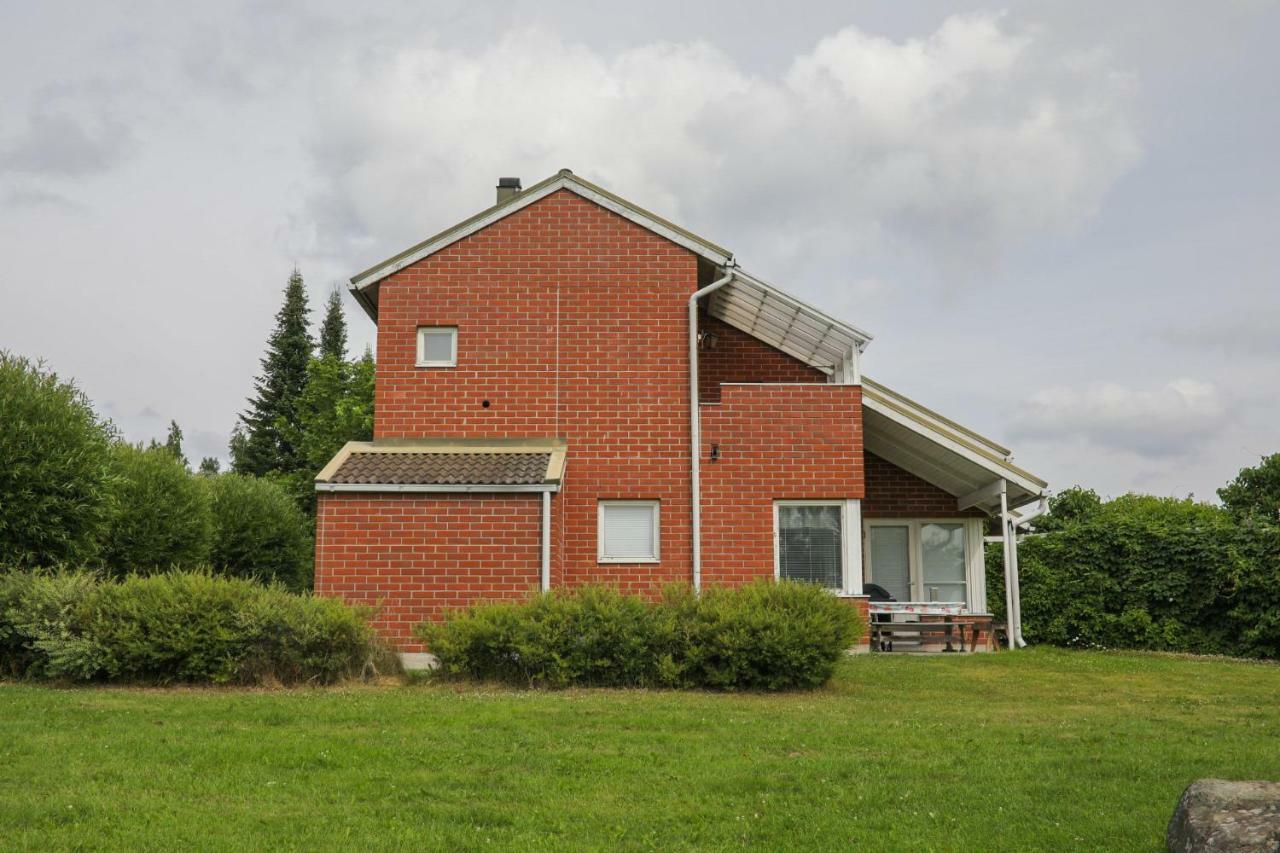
[1010,379,1229,457]
[297,13,1142,283]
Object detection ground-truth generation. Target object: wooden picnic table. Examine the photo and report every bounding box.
[870,616,981,653]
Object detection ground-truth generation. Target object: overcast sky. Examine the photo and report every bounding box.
[2,1,1277,501]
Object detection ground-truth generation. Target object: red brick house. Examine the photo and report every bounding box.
[314,170,1048,663]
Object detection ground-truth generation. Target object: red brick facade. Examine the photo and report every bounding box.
[370,189,697,599]
[315,494,541,652]
[862,452,985,519]
[699,384,863,587]
[697,314,825,402]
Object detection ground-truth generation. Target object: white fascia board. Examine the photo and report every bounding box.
[863,393,1045,498]
[350,175,732,294]
[315,483,559,494]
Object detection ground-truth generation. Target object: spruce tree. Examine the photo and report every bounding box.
[234,270,313,476]
[197,456,221,476]
[164,419,187,468]
[318,289,348,362]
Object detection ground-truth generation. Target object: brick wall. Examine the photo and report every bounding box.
[862,452,985,518]
[697,314,825,402]
[368,189,697,596]
[699,384,863,587]
[315,493,542,651]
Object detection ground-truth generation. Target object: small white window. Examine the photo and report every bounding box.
[598,501,660,563]
[416,327,457,367]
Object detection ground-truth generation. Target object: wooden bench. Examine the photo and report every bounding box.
[871,618,981,653]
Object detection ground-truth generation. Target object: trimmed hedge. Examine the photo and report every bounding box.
[985,495,1280,659]
[0,571,382,684]
[418,580,863,691]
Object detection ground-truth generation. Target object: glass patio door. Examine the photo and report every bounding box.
[867,525,911,601]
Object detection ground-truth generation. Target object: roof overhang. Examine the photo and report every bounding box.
[862,378,1047,514]
[348,169,734,321]
[315,438,567,493]
[704,268,874,375]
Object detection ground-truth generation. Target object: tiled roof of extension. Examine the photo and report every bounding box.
[329,452,551,486]
[314,439,567,493]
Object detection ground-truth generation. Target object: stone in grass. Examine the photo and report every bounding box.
[1167,779,1280,852]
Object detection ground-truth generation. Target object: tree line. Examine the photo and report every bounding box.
[0,270,372,589]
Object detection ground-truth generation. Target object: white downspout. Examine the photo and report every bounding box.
[689,266,736,592]
[541,490,551,592]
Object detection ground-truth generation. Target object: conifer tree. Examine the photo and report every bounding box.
[233,270,313,476]
[318,289,348,362]
[164,419,187,468]
[197,456,221,476]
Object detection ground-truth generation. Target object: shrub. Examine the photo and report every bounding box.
[0,570,378,685]
[100,444,214,574]
[419,580,863,691]
[0,353,115,568]
[0,570,101,678]
[985,493,1265,656]
[679,581,862,690]
[207,474,313,590]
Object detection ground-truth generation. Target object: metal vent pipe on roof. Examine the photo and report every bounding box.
[496,177,522,204]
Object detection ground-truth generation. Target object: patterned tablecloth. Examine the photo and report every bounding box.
[867,602,967,616]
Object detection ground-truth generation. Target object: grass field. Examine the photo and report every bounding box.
[2,648,1278,851]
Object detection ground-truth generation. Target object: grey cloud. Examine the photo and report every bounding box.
[1008,379,1229,458]
[297,14,1142,283]
[1161,312,1280,358]
[1,106,135,179]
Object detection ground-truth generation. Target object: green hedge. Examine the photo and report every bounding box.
[418,581,863,691]
[0,571,382,684]
[985,499,1280,659]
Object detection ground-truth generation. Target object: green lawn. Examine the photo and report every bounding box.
[2,648,1278,851]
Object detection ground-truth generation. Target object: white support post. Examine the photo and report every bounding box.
[844,499,863,596]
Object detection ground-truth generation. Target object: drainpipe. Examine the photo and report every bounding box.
[541,491,551,592]
[689,265,736,592]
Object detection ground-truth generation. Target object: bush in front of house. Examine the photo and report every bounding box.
[0,353,116,569]
[418,580,863,691]
[207,473,313,591]
[0,570,378,685]
[99,443,214,574]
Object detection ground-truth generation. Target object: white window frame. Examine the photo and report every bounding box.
[416,326,457,368]
[862,518,986,611]
[597,500,661,564]
[773,500,860,596]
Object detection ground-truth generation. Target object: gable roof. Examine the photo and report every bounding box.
[348,169,733,320]
[861,377,1047,512]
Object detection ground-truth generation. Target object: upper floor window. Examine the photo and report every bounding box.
[417,327,457,367]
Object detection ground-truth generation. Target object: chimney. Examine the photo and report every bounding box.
[496,177,521,204]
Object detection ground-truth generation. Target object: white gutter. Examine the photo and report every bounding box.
[541,491,551,592]
[689,265,736,592]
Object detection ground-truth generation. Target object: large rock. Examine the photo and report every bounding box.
[1167,779,1280,852]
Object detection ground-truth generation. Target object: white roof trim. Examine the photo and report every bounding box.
[705,268,873,374]
[862,386,1046,500]
[350,170,733,296]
